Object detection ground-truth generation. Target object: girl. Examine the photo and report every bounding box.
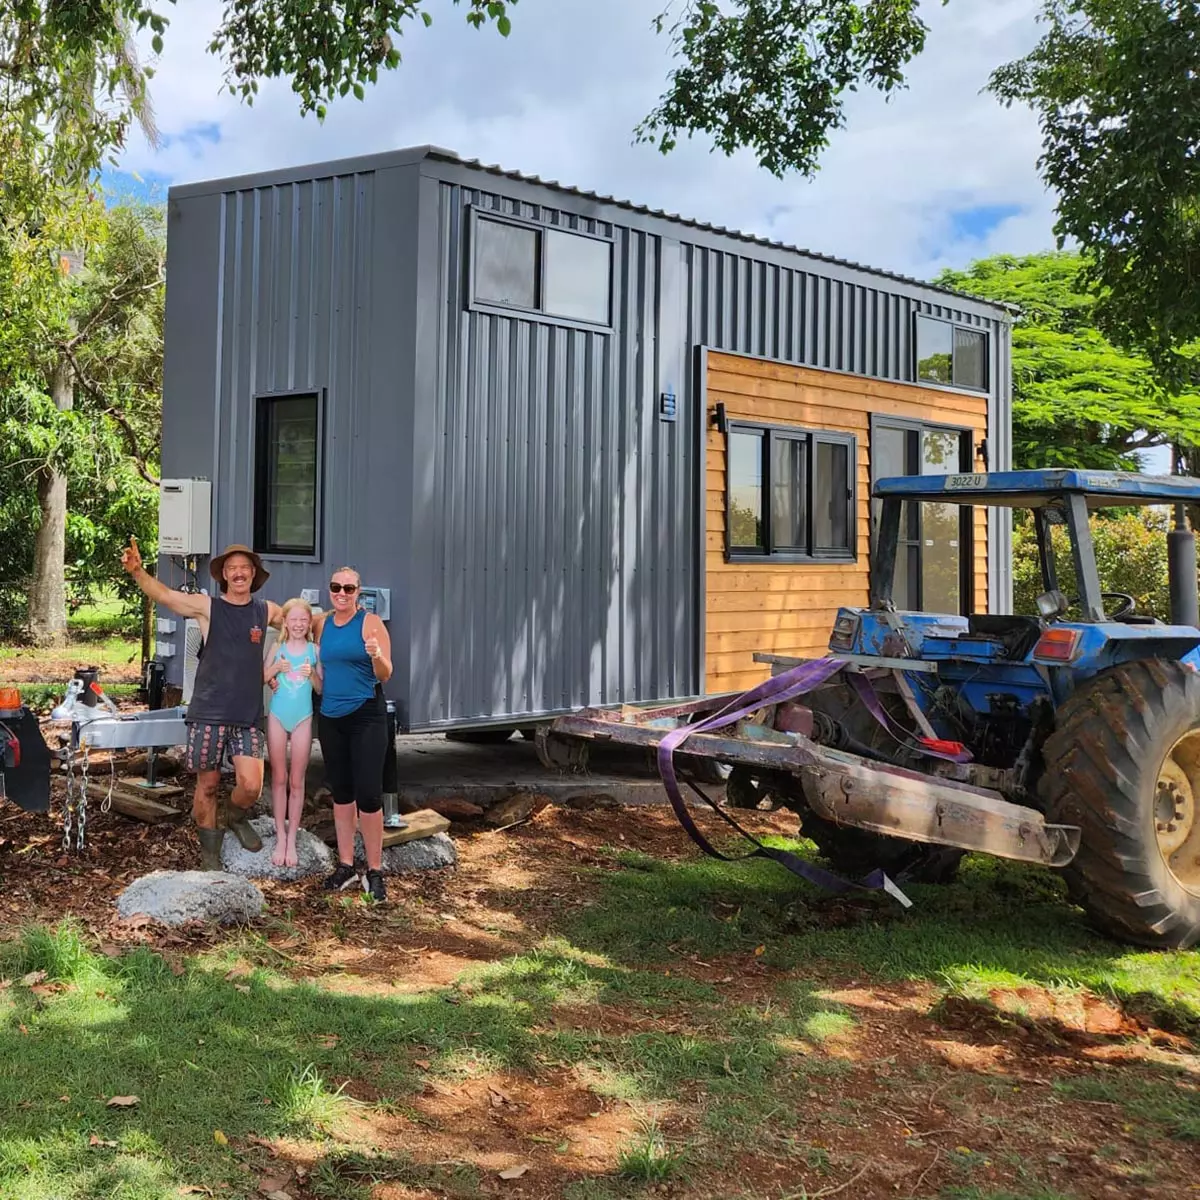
[264,598,322,867]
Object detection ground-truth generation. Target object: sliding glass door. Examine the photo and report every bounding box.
[871,418,974,615]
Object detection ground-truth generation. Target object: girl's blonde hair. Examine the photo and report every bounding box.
[279,597,314,639]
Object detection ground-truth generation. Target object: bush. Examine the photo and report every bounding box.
[1013,509,1173,619]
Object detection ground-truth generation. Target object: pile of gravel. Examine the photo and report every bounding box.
[218,817,333,881]
[116,871,264,927]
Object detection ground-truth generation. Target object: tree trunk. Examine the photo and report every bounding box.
[27,355,73,645]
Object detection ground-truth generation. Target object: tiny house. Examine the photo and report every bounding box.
[157,145,1013,729]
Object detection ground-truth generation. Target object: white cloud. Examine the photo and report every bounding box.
[120,0,1056,281]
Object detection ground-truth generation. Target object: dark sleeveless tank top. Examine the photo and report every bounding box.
[186,596,269,727]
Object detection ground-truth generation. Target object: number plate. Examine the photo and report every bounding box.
[946,474,987,489]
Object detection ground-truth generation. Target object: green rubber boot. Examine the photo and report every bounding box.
[197,828,225,871]
[226,805,263,852]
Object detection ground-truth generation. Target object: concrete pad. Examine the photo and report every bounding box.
[294,733,714,813]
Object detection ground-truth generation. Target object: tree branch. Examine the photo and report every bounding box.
[57,343,160,487]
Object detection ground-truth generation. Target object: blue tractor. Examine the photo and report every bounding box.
[546,470,1200,950]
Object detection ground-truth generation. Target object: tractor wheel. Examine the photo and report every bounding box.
[1039,658,1200,949]
[798,812,964,885]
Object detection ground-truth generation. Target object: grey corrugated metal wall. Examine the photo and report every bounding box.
[407,181,695,726]
[160,165,420,696]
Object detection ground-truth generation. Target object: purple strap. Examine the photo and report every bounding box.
[655,658,912,908]
[846,673,973,763]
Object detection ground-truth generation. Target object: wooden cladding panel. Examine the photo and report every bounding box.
[704,351,989,694]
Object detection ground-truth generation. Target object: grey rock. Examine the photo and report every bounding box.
[350,831,458,874]
[116,871,264,927]
[219,816,333,880]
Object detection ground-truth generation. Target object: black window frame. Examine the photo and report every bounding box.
[914,314,989,393]
[724,419,857,564]
[869,414,974,615]
[467,207,614,332]
[252,389,324,561]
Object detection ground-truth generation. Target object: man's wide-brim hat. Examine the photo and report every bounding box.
[209,544,270,593]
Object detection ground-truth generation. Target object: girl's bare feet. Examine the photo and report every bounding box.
[271,833,288,867]
[284,839,299,868]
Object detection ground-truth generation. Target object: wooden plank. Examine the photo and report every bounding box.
[121,777,186,801]
[381,808,450,847]
[85,782,183,824]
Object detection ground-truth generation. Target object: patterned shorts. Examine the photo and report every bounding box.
[184,722,266,773]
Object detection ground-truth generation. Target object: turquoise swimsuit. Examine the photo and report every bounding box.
[268,643,318,733]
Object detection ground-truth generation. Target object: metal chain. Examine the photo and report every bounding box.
[77,742,90,850]
[62,742,77,852]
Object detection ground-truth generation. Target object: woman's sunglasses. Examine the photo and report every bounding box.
[329,582,358,595]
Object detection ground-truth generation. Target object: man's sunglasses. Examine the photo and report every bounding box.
[329,582,358,595]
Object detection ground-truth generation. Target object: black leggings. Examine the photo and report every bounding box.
[318,693,388,813]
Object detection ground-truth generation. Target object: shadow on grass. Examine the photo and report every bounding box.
[564,842,1200,1035]
[0,923,857,1199]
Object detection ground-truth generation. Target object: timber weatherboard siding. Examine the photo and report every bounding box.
[160,145,1013,730]
[703,351,990,695]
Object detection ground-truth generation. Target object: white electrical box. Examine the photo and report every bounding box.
[159,479,212,556]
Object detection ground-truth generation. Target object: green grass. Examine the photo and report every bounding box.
[614,1118,688,1182]
[567,842,1200,1032]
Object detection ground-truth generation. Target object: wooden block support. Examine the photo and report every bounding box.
[310,808,451,848]
[382,808,450,846]
[85,782,183,824]
[121,777,186,801]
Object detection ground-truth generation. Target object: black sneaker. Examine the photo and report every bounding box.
[365,869,387,902]
[323,862,359,891]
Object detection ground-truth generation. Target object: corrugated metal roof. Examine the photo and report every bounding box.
[421,147,1017,317]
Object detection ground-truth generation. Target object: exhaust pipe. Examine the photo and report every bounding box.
[1168,524,1199,627]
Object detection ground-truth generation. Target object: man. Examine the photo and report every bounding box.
[121,536,283,869]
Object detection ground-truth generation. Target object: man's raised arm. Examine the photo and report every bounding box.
[120,536,210,621]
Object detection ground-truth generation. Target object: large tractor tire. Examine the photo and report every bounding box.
[798,812,965,885]
[1039,659,1200,949]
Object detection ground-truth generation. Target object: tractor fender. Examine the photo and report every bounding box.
[1069,623,1200,672]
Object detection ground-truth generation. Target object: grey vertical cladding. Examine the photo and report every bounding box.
[207,171,377,603]
[408,182,699,726]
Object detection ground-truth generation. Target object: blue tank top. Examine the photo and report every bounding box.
[319,610,377,718]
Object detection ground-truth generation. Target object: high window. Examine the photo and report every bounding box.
[254,392,322,557]
[471,211,612,328]
[915,315,988,391]
[726,422,856,562]
[871,416,974,614]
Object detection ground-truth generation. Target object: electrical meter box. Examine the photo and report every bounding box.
[159,479,212,556]
[357,587,391,621]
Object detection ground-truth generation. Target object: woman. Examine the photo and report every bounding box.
[312,567,393,901]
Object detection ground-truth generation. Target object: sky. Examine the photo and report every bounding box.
[105,0,1059,285]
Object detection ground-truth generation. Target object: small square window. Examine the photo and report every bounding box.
[916,315,989,391]
[544,228,612,324]
[474,217,539,310]
[254,393,321,556]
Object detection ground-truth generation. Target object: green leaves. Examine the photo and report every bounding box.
[208,0,518,115]
[637,0,942,178]
[989,0,1200,389]
[936,251,1200,471]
